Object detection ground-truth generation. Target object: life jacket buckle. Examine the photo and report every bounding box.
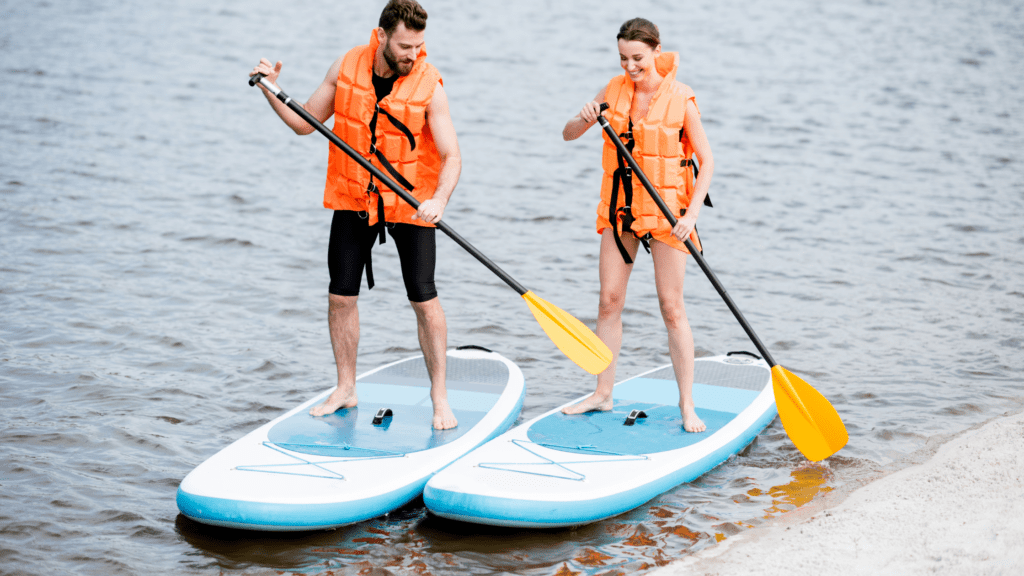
[639,233,652,254]
[616,205,635,231]
[366,181,378,194]
[356,210,369,220]
[368,143,377,155]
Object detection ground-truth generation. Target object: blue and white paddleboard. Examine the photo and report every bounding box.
[423,353,775,528]
[177,346,524,531]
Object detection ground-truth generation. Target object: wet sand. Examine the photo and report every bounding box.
[653,411,1024,575]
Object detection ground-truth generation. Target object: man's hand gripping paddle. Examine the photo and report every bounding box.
[595,102,847,461]
[246,73,612,375]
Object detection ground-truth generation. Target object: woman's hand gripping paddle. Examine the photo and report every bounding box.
[246,74,612,375]
[594,103,847,461]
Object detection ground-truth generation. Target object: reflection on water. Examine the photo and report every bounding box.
[2,0,1024,574]
[752,463,836,519]
[173,458,837,575]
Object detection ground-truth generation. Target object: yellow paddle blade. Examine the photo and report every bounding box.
[771,365,849,462]
[522,290,612,375]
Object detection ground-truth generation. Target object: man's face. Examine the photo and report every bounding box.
[382,22,424,76]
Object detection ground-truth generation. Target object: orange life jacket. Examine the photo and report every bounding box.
[597,51,705,260]
[323,30,442,227]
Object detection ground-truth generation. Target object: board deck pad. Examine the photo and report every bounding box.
[526,361,769,455]
[177,349,525,531]
[267,357,508,457]
[422,355,776,528]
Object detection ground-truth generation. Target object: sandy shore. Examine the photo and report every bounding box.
[652,411,1024,576]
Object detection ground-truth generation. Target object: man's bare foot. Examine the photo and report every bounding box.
[681,404,706,433]
[310,386,358,416]
[432,396,458,430]
[562,393,613,415]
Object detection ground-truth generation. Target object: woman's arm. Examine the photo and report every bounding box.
[563,86,608,141]
[672,98,714,240]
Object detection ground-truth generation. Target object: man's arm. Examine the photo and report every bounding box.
[412,82,461,224]
[251,57,341,135]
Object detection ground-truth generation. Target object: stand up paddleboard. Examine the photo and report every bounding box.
[177,346,524,531]
[423,353,775,528]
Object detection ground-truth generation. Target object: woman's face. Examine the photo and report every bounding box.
[618,39,661,83]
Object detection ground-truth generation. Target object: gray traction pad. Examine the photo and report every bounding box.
[358,355,510,392]
[645,359,770,392]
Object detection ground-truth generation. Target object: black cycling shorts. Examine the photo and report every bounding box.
[327,210,438,302]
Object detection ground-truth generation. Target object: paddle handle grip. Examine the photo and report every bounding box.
[249,78,530,296]
[596,102,777,367]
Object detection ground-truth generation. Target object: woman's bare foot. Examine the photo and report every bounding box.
[432,396,458,430]
[562,393,614,414]
[310,386,358,416]
[680,404,706,433]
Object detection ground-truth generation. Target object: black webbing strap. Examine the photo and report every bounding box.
[368,104,416,195]
[681,158,713,208]
[610,120,638,264]
[365,102,417,250]
[378,106,416,151]
[360,105,417,291]
[679,126,713,208]
[609,157,633,264]
[354,206,378,291]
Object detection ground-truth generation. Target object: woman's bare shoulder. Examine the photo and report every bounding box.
[668,80,695,97]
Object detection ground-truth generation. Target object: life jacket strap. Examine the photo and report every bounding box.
[357,207,377,291]
[377,105,416,151]
[610,122,638,264]
[366,103,417,254]
[681,158,713,208]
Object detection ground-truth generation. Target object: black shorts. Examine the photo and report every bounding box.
[327,210,438,302]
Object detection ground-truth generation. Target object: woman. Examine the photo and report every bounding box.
[561,18,714,433]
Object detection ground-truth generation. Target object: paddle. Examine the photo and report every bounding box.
[245,73,612,375]
[595,102,847,461]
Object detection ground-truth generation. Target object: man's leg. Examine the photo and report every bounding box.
[411,297,456,429]
[311,210,371,417]
[310,294,360,416]
[390,223,456,429]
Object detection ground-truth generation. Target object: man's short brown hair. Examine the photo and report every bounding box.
[379,0,428,35]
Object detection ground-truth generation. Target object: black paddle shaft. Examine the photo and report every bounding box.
[595,102,777,367]
[249,73,528,296]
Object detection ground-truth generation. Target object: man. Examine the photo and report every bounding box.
[250,0,460,429]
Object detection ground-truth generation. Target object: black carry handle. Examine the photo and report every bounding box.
[372,408,393,425]
[595,101,778,367]
[248,72,266,87]
[624,409,647,426]
[248,75,530,297]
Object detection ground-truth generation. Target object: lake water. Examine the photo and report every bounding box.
[2,0,1022,574]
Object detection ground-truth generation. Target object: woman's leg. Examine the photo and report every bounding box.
[650,240,706,432]
[563,229,639,414]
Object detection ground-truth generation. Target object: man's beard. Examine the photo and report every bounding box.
[383,42,414,76]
